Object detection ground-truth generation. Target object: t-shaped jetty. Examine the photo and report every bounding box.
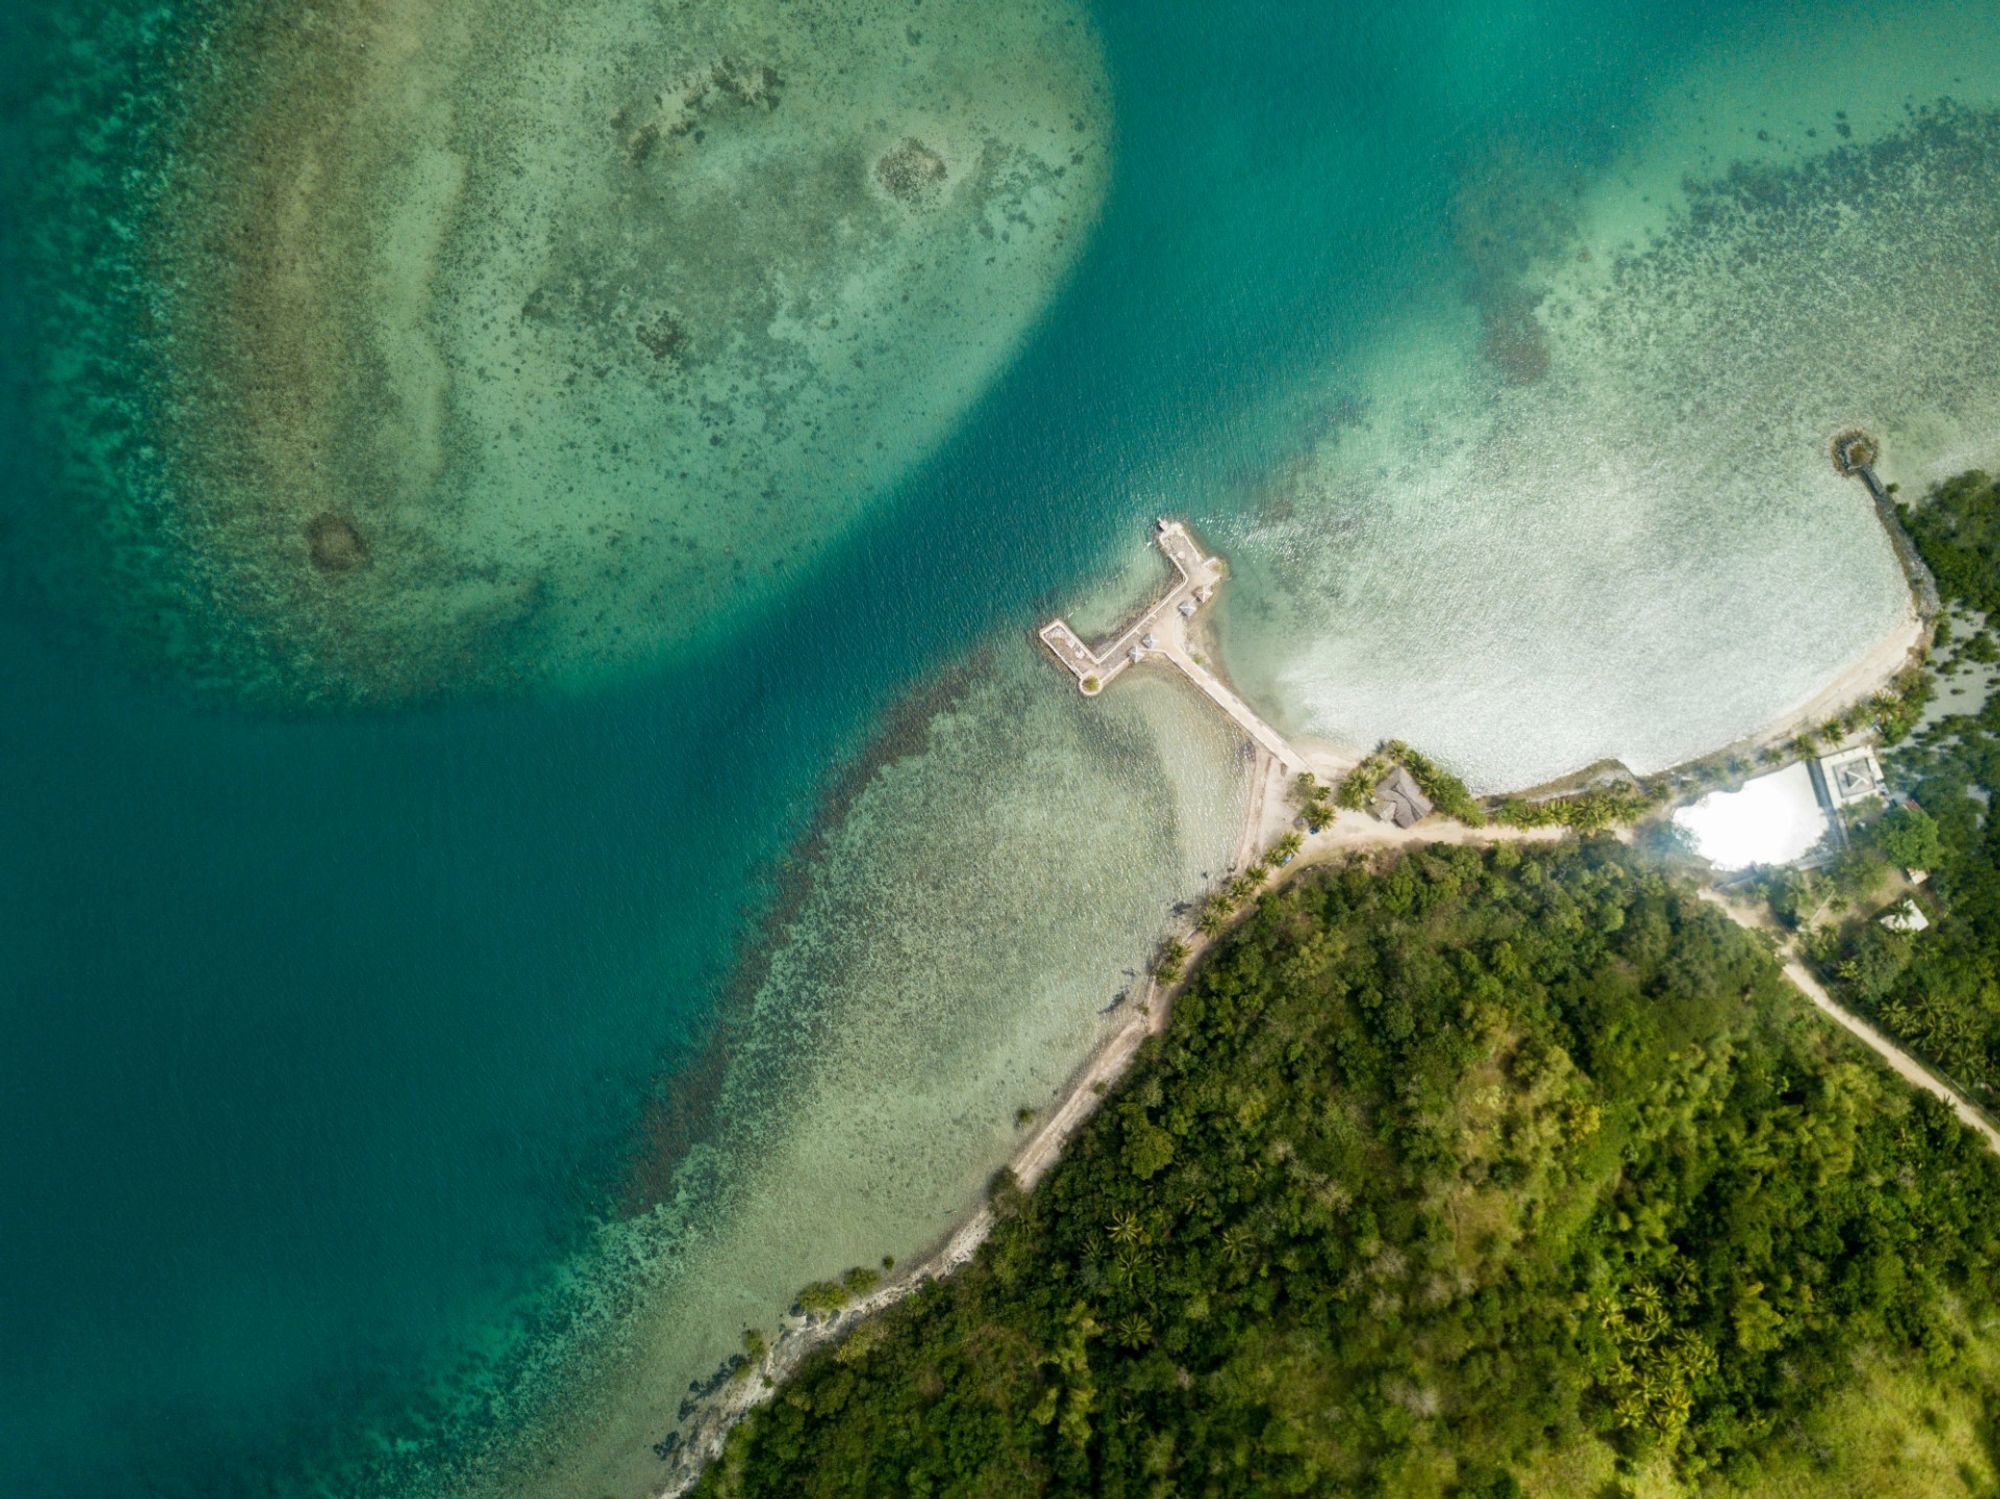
[1039,520,1304,772]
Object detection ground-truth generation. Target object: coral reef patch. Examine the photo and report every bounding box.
[305,513,369,575]
[45,0,1110,708]
[875,138,950,204]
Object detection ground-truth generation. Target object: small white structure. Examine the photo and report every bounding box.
[1908,868,1931,885]
[1673,761,1834,871]
[1177,599,1197,618]
[1818,744,1886,809]
[1880,899,1931,934]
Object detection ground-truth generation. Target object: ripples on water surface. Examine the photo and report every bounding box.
[5,0,2000,1494]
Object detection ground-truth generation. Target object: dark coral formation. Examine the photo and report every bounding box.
[1479,296,1551,387]
[305,512,369,574]
[617,57,783,167]
[1450,135,1590,387]
[635,309,689,364]
[711,57,782,110]
[1832,429,1880,475]
[875,138,949,204]
[1585,103,2000,448]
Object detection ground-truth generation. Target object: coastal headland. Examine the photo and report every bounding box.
[655,494,1942,1493]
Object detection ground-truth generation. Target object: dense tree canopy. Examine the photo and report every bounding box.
[1903,471,2000,616]
[698,841,2000,1497]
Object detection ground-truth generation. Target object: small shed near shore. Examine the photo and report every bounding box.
[1373,765,1434,829]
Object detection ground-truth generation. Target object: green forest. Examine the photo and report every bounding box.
[1904,471,2000,616]
[697,839,2000,1497]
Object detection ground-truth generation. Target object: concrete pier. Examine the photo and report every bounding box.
[1039,520,1305,771]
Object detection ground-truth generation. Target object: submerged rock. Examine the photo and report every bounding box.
[304,513,369,575]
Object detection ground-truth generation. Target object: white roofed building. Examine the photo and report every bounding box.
[1880,899,1931,934]
[1818,744,1886,809]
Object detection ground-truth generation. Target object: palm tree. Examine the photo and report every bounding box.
[1113,1314,1153,1349]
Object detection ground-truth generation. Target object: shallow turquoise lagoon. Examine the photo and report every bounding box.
[4,1,1999,1495]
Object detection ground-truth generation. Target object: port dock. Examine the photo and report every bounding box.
[1039,520,1304,772]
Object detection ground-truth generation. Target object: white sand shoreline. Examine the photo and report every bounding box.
[1733,612,1925,756]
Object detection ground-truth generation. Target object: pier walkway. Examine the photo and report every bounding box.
[1039,520,1305,772]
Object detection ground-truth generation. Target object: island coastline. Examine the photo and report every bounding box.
[652,530,1933,1494]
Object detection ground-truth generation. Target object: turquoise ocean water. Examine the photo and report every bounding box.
[5,2,1999,1495]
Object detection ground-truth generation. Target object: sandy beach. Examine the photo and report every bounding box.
[1735,611,1928,758]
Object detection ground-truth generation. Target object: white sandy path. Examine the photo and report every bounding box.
[1700,890,2000,1156]
[1781,958,2000,1153]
